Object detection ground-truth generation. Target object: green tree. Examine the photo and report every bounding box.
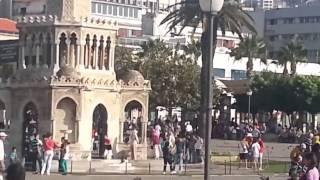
[114,46,138,78]
[277,41,307,76]
[230,35,267,79]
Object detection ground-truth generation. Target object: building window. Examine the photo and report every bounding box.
[124,7,128,17]
[20,7,27,15]
[134,8,138,18]
[270,19,277,25]
[108,5,113,15]
[92,3,96,13]
[113,6,118,16]
[103,4,107,14]
[231,70,246,80]
[98,4,102,13]
[213,68,225,78]
[129,7,133,17]
[119,7,123,16]
[283,18,294,24]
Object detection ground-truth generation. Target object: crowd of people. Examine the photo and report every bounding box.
[1,132,71,177]
[289,133,320,180]
[150,120,204,174]
[238,128,265,171]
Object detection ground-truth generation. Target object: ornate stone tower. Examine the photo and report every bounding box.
[0,0,150,160]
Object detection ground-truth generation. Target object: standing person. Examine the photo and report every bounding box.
[162,140,174,175]
[30,134,43,174]
[175,135,185,173]
[41,132,57,176]
[0,132,7,180]
[152,128,161,160]
[130,128,139,160]
[239,136,249,169]
[258,137,265,170]
[9,147,18,164]
[59,139,70,175]
[300,152,319,180]
[103,136,112,160]
[251,138,260,170]
[195,135,203,163]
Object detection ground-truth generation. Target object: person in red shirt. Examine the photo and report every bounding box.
[258,137,265,170]
[41,133,58,175]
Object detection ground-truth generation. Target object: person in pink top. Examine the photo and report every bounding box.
[41,132,58,175]
[258,137,265,170]
[301,152,319,180]
[152,128,161,159]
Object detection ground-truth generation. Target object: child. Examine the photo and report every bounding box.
[9,147,18,164]
[59,139,70,175]
[251,138,260,170]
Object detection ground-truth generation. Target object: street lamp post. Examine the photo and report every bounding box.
[247,90,253,123]
[199,0,224,179]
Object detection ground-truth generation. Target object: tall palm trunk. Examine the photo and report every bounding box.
[200,15,218,138]
[291,62,297,76]
[283,63,288,75]
[246,57,253,79]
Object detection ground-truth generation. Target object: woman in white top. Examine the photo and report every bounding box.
[130,128,139,160]
[239,137,249,168]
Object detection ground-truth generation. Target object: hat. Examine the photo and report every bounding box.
[246,133,253,137]
[0,132,7,137]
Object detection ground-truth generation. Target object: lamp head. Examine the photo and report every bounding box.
[199,0,224,14]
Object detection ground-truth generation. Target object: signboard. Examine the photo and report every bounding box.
[0,40,18,64]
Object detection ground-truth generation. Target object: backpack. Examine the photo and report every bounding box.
[169,144,177,155]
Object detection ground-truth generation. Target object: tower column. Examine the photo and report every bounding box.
[19,42,26,69]
[109,43,115,71]
[87,40,92,69]
[54,41,60,72]
[70,43,75,67]
[35,42,40,68]
[50,41,55,69]
[65,39,71,66]
[100,44,105,70]
[93,44,98,69]
[78,42,85,69]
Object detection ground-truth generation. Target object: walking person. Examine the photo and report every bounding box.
[258,137,265,170]
[30,134,43,174]
[103,136,112,160]
[41,132,57,176]
[59,139,70,175]
[9,147,18,164]
[175,135,185,173]
[195,135,203,163]
[0,132,7,180]
[162,140,174,175]
[152,128,161,160]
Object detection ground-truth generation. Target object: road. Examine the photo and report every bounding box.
[27,174,287,180]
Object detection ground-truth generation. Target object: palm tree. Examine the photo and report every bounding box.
[277,41,307,76]
[161,0,257,137]
[230,35,267,79]
[181,39,201,63]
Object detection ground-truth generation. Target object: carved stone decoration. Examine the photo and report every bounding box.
[56,66,80,78]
